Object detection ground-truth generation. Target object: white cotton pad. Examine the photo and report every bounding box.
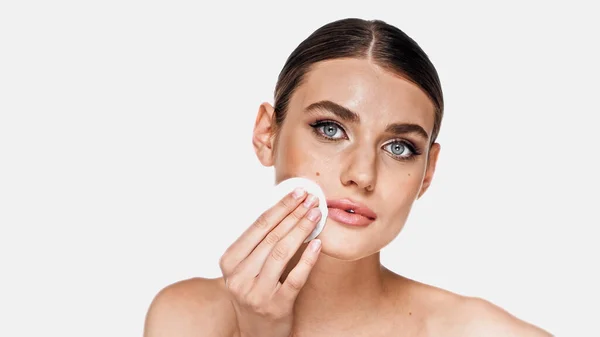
[269,177,328,243]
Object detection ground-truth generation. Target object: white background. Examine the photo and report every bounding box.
[1,1,598,336]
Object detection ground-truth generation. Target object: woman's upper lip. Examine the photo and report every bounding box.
[326,198,377,220]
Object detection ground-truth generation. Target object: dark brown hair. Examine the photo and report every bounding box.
[273,18,444,145]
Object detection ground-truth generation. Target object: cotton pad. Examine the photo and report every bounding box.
[269,177,328,242]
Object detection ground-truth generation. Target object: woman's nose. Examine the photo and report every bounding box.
[340,148,376,193]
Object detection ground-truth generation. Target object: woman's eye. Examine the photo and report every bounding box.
[383,141,414,158]
[313,122,347,140]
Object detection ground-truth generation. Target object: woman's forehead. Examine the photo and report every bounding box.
[290,58,436,128]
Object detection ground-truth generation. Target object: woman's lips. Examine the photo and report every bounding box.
[326,198,377,227]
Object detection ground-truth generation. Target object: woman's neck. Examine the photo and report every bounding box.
[281,245,393,327]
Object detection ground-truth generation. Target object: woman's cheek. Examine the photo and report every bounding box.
[380,168,423,201]
[286,144,329,174]
[277,137,340,180]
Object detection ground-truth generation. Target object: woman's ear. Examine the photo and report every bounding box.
[417,142,441,199]
[252,102,276,167]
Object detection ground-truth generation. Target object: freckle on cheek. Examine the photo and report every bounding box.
[408,173,411,176]
[316,172,320,176]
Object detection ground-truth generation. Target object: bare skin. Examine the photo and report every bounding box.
[144,58,553,337]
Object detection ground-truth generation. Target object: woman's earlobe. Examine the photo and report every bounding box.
[252,102,276,167]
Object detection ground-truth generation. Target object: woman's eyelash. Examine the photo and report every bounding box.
[309,120,347,140]
[383,140,422,161]
[309,120,423,161]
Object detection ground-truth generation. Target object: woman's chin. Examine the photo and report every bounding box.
[314,222,381,261]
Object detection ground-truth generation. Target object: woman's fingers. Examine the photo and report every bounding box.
[232,195,319,279]
[219,188,307,275]
[276,238,322,303]
[252,207,322,296]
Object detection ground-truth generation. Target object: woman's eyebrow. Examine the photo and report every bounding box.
[305,100,429,140]
[385,123,429,140]
[304,100,360,123]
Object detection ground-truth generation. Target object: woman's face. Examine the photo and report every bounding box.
[253,58,440,261]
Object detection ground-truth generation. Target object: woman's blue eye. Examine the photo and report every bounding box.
[314,122,346,139]
[384,141,413,158]
[323,124,338,137]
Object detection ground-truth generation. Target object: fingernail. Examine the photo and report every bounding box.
[292,187,306,199]
[303,194,317,208]
[310,239,321,252]
[307,208,321,222]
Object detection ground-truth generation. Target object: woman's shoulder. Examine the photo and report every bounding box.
[143,277,237,337]
[429,293,552,336]
[388,274,553,336]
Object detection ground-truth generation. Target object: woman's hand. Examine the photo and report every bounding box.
[219,188,322,337]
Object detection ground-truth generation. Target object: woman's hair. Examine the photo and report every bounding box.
[273,18,444,145]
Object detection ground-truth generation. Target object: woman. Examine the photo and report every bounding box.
[144,18,552,337]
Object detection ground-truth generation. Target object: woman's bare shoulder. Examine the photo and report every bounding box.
[382,271,552,336]
[396,276,553,336]
[433,294,553,336]
[143,277,237,337]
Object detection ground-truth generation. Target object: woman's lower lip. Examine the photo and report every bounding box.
[327,208,375,226]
